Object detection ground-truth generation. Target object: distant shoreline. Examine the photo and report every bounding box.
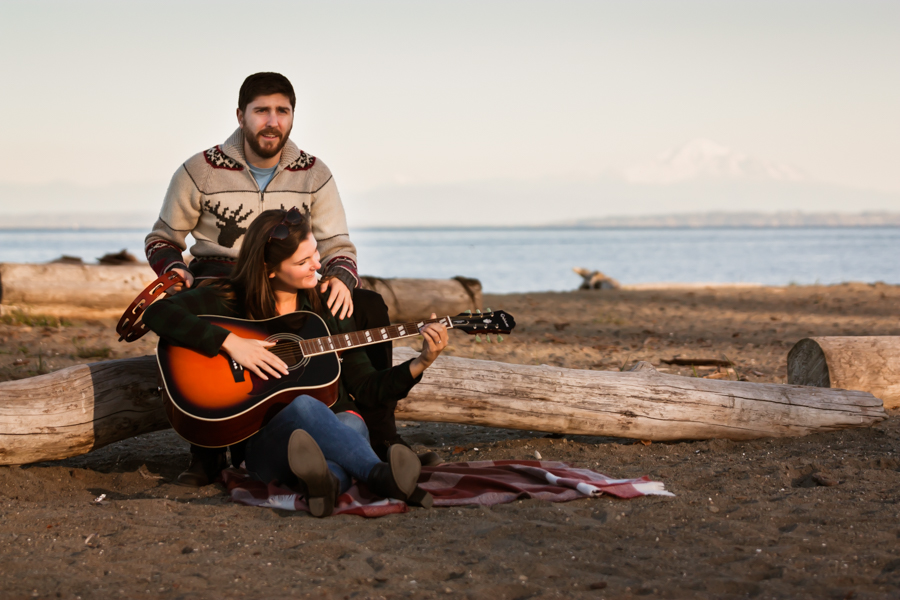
[356,223,900,232]
[3,210,900,231]
[3,224,900,232]
[0,227,150,232]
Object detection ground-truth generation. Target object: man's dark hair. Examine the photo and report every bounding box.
[238,73,296,112]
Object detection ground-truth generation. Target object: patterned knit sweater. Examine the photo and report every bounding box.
[144,128,359,289]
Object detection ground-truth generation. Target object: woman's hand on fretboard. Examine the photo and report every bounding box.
[409,313,449,378]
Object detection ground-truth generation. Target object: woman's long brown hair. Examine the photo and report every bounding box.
[224,208,323,319]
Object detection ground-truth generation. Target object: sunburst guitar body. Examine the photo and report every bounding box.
[156,309,516,448]
[157,311,340,448]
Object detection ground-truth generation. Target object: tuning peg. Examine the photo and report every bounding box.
[497,335,503,342]
[465,310,472,316]
[486,334,492,343]
[485,307,492,313]
[475,335,482,343]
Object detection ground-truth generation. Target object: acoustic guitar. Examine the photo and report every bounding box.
[157,309,516,447]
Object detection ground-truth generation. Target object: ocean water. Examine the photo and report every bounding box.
[1,227,898,294]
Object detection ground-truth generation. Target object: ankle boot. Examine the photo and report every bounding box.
[176,450,226,487]
[417,451,443,467]
[371,436,443,467]
[407,485,434,509]
[366,444,421,502]
[287,430,339,518]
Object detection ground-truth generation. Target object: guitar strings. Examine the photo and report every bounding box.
[237,317,469,362]
[222,316,505,367]
[258,320,448,357]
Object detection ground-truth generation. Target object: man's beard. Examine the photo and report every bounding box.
[244,125,291,159]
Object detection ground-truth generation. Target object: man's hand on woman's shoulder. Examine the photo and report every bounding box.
[320,277,354,320]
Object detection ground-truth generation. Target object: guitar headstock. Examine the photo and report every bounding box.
[450,309,516,337]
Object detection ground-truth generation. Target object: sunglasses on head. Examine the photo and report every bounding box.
[268,207,305,242]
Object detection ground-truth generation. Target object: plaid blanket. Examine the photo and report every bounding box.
[223,460,673,518]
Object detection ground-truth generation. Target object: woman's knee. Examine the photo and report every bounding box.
[282,395,331,422]
[336,411,371,442]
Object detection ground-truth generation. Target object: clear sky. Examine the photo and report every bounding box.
[1,1,898,224]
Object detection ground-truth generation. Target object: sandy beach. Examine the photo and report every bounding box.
[2,283,900,599]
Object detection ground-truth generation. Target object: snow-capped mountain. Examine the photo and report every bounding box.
[622,139,806,184]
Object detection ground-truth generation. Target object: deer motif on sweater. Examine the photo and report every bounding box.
[203,200,254,248]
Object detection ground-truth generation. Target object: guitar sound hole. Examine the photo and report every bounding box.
[273,340,304,367]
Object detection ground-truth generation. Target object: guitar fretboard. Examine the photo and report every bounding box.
[298,316,452,357]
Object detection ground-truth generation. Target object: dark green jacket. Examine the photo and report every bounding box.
[142,283,420,415]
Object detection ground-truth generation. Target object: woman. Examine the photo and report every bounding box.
[143,207,448,516]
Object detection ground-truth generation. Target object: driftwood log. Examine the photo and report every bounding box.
[788,337,900,410]
[0,356,167,465]
[0,263,157,318]
[572,267,620,290]
[0,348,886,465]
[393,347,885,440]
[0,262,482,322]
[359,276,482,322]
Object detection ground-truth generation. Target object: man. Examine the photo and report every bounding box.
[146,72,429,486]
[146,72,357,314]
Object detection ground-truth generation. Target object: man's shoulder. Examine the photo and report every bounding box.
[269,144,334,192]
[183,145,246,173]
[176,143,253,194]
[282,138,331,175]
[282,148,321,173]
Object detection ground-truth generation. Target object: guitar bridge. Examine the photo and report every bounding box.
[227,355,245,383]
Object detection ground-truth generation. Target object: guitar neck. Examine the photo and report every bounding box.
[299,316,453,357]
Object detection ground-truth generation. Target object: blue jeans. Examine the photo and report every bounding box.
[244,395,381,494]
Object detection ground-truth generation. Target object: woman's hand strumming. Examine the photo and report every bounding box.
[409,313,449,379]
[221,333,289,381]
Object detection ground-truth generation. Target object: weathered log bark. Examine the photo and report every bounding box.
[0,356,167,465]
[0,263,158,318]
[0,263,482,323]
[360,276,482,322]
[1,345,885,465]
[392,347,885,440]
[788,337,900,410]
